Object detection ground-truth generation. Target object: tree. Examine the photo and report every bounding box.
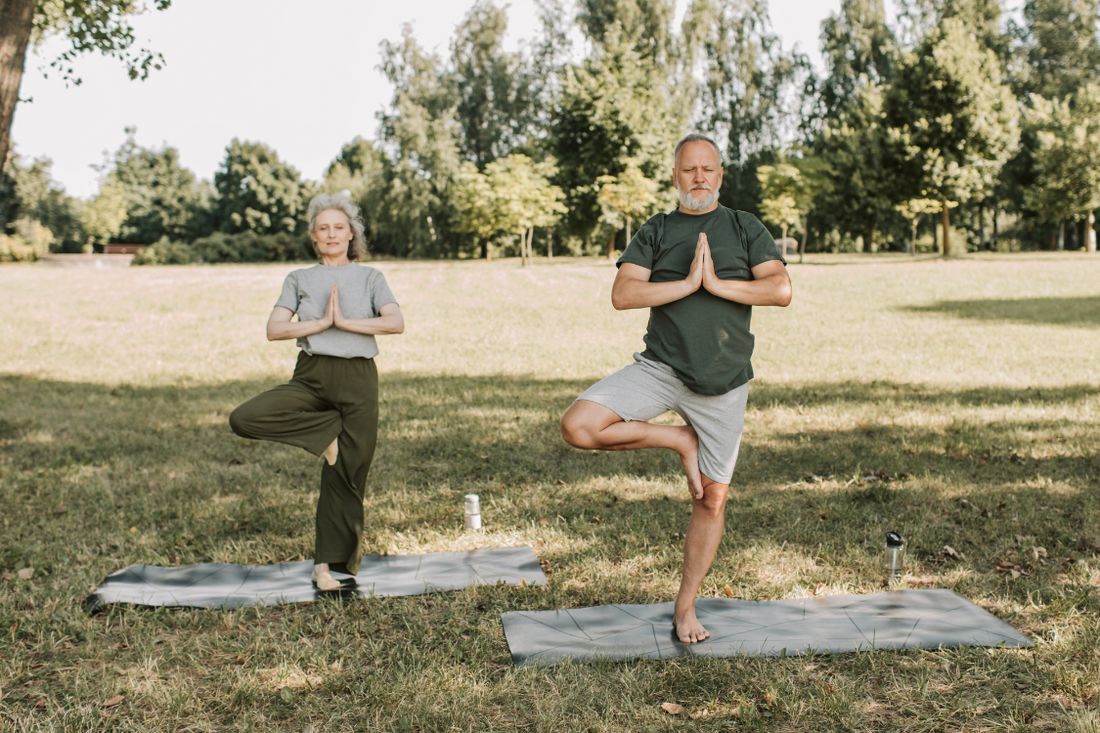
[1012,0,1100,101]
[450,162,500,260]
[577,0,677,66]
[451,155,565,263]
[811,0,899,252]
[487,154,566,265]
[450,1,536,170]
[549,26,681,248]
[1022,84,1100,249]
[1,0,171,180]
[884,17,1019,256]
[214,139,310,236]
[106,128,212,243]
[815,83,896,251]
[756,162,801,242]
[79,179,127,249]
[682,0,810,209]
[2,152,83,250]
[596,161,660,256]
[894,197,948,253]
[370,25,461,257]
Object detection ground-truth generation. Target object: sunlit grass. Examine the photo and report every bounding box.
[1,252,1098,731]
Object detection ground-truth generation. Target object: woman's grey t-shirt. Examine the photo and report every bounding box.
[275,263,398,359]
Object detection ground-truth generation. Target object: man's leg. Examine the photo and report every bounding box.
[670,381,749,643]
[673,473,728,643]
[561,400,703,497]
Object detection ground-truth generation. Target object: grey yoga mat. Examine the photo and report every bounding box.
[501,589,1032,666]
[87,545,545,610]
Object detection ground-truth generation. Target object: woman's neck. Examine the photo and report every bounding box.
[320,255,351,267]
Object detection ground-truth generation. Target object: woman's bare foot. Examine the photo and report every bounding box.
[673,606,710,644]
[322,438,339,466]
[671,425,703,499]
[311,562,340,591]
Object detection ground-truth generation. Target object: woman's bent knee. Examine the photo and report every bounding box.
[228,406,250,438]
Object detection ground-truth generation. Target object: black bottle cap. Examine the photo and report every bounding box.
[886,531,905,547]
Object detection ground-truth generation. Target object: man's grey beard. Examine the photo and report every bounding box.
[678,186,720,211]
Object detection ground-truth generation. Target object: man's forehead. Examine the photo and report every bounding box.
[676,141,722,167]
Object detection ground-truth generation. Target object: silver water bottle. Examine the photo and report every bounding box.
[464,494,482,530]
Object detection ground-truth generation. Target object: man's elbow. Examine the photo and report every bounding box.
[773,279,793,307]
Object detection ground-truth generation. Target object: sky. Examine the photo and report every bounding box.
[11,0,841,199]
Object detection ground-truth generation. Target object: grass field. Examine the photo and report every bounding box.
[1,253,1098,732]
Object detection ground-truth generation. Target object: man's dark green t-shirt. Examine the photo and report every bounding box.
[617,205,786,396]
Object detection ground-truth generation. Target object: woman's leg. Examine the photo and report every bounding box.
[229,380,342,457]
[314,358,379,576]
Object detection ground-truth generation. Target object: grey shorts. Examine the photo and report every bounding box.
[576,353,750,484]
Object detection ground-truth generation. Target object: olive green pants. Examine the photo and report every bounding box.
[229,352,378,575]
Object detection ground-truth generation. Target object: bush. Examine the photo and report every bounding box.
[131,237,196,265]
[0,219,54,262]
[131,232,313,265]
[191,231,312,263]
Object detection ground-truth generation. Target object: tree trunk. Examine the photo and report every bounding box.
[1089,210,1096,253]
[547,232,553,259]
[799,215,807,264]
[978,202,986,250]
[520,229,528,266]
[860,223,874,254]
[992,203,998,251]
[0,0,36,181]
[482,239,490,262]
[910,218,918,254]
[1057,221,1064,251]
[527,227,534,265]
[625,218,631,248]
[781,223,787,243]
[941,198,951,257]
[607,231,616,259]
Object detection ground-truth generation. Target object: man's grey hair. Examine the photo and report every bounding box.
[673,133,723,167]
[308,192,368,260]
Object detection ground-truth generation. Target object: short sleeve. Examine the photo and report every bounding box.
[367,270,397,314]
[741,213,787,268]
[616,214,663,270]
[274,272,300,312]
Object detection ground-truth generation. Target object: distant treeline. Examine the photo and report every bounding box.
[2,0,1099,263]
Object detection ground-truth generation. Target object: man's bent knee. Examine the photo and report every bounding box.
[560,409,596,450]
[695,481,729,517]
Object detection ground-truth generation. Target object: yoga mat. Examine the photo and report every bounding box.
[88,545,545,611]
[501,589,1032,666]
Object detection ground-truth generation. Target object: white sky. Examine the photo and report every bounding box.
[11,0,840,199]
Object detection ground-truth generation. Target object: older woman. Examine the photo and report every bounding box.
[229,193,404,591]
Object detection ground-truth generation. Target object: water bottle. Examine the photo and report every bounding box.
[884,531,905,578]
[464,494,482,530]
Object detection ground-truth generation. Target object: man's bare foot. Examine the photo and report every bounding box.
[322,438,339,466]
[311,562,340,591]
[671,425,703,499]
[673,607,710,644]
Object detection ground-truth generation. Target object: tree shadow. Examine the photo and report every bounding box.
[1,373,1095,584]
[903,296,1100,328]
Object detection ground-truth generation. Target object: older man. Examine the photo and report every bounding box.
[560,132,792,644]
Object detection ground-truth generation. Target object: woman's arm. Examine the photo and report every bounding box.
[266,297,334,341]
[332,286,405,335]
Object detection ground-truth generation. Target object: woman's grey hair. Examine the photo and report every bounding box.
[673,133,723,167]
[308,192,368,260]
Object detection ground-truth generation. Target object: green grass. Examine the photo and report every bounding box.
[1,252,1098,732]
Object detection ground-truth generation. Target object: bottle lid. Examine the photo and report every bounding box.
[886,531,905,548]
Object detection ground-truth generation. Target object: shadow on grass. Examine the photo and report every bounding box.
[1,372,1096,585]
[903,296,1100,328]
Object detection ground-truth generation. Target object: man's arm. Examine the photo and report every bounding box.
[611,237,706,310]
[701,237,792,306]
